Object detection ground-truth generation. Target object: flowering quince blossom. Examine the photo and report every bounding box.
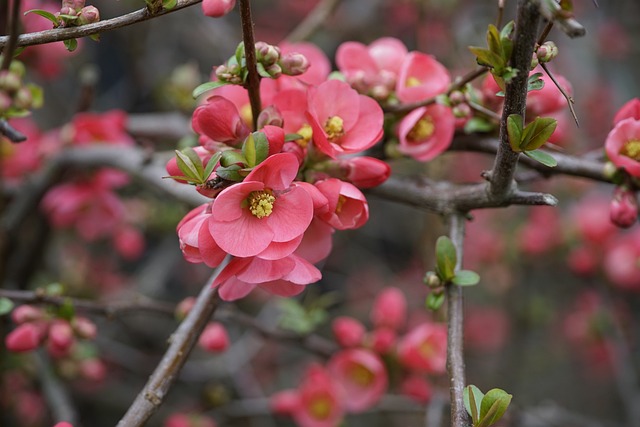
[291,364,344,427]
[396,52,450,103]
[192,96,250,146]
[398,104,455,161]
[202,0,235,18]
[370,287,407,330]
[315,178,368,230]
[613,98,640,124]
[397,323,447,373]
[400,375,433,403]
[327,348,388,412]
[176,205,226,268]
[605,118,640,178]
[198,322,230,353]
[609,186,638,229]
[332,316,366,348]
[307,79,384,158]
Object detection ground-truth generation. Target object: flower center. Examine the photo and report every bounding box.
[324,116,345,141]
[0,140,14,158]
[248,190,275,218]
[406,76,422,87]
[621,139,640,161]
[309,395,332,420]
[240,104,253,128]
[296,123,313,148]
[407,116,435,143]
[335,195,347,213]
[349,363,374,386]
[419,341,435,359]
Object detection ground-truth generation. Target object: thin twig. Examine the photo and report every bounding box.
[116,262,226,426]
[35,351,79,426]
[0,118,27,142]
[468,101,501,122]
[540,62,579,127]
[496,0,505,28]
[445,213,469,427]
[239,0,261,130]
[536,21,554,46]
[285,0,341,43]
[0,0,203,48]
[1,0,21,70]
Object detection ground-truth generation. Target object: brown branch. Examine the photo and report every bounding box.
[35,351,79,426]
[536,21,554,45]
[285,0,341,43]
[488,0,542,200]
[116,264,225,426]
[445,213,470,427]
[0,0,203,49]
[0,289,176,317]
[239,0,261,130]
[0,118,27,142]
[1,0,21,70]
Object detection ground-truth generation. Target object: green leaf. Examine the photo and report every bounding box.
[192,80,229,98]
[89,33,100,42]
[182,147,204,177]
[435,236,457,282]
[486,24,502,58]
[452,270,480,286]
[507,114,523,152]
[500,21,515,40]
[202,152,221,180]
[24,9,59,27]
[215,164,243,181]
[235,41,245,66]
[256,62,272,78]
[464,117,495,134]
[478,389,512,427]
[527,72,545,92]
[501,66,519,84]
[523,149,557,167]
[174,149,201,181]
[57,298,75,321]
[252,131,270,165]
[285,133,303,142]
[520,117,557,151]
[242,133,257,167]
[0,297,14,316]
[63,38,78,52]
[464,385,485,424]
[425,292,445,311]
[220,150,247,168]
[162,0,178,9]
[468,47,503,69]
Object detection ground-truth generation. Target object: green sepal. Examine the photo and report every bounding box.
[162,0,178,9]
[192,80,228,99]
[242,133,258,167]
[425,292,445,311]
[520,117,557,151]
[285,133,303,142]
[63,38,78,52]
[527,72,545,92]
[215,164,243,181]
[507,114,524,152]
[452,270,480,286]
[464,385,485,424]
[523,149,557,167]
[89,33,100,42]
[0,297,14,316]
[435,236,457,282]
[23,9,59,27]
[220,150,247,168]
[256,62,272,78]
[235,42,245,67]
[477,389,512,427]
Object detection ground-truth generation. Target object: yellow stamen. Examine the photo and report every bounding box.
[324,116,345,141]
[296,123,313,148]
[309,396,332,420]
[240,104,253,128]
[335,195,347,214]
[349,364,374,387]
[248,190,275,218]
[419,341,435,359]
[406,76,422,87]
[407,116,435,143]
[0,139,15,158]
[621,139,640,161]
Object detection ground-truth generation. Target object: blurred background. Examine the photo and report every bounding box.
[1,0,640,426]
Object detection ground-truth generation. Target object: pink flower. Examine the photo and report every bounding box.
[605,118,640,178]
[177,205,227,268]
[603,232,640,291]
[212,254,321,301]
[328,349,387,412]
[613,98,640,124]
[371,287,407,330]
[399,375,432,403]
[53,423,74,427]
[517,207,562,254]
[6,323,42,352]
[279,42,331,87]
[610,187,638,228]
[79,358,107,382]
[11,305,44,324]
[338,156,391,189]
[271,390,301,416]
[209,153,313,257]
[396,52,450,103]
[572,195,618,245]
[307,80,384,158]
[70,110,134,146]
[526,68,572,116]
[292,364,344,427]
[332,316,366,348]
[369,327,396,354]
[113,226,145,260]
[397,323,447,374]
[315,179,369,230]
[202,0,235,17]
[48,320,74,356]
[198,322,230,353]
[398,104,455,161]
[192,96,250,146]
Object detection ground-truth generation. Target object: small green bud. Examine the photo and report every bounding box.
[536,41,558,63]
[423,271,442,288]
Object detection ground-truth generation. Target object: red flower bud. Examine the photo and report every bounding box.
[202,0,236,18]
[6,323,41,352]
[79,358,107,381]
[610,187,638,228]
[371,287,407,330]
[261,125,285,156]
[339,156,391,189]
[198,322,229,353]
[257,105,284,129]
[48,320,74,355]
[11,305,44,324]
[369,327,396,354]
[72,316,97,339]
[270,390,300,416]
[332,316,365,348]
[279,53,310,76]
[400,375,432,403]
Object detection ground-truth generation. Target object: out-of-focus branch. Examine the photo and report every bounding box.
[239,0,261,129]
[35,351,79,426]
[285,0,341,43]
[1,0,21,70]
[0,0,203,49]
[536,0,586,39]
[445,214,469,427]
[0,119,27,142]
[489,0,541,199]
[0,289,176,317]
[116,264,225,426]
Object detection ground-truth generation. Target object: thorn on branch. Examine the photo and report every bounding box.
[540,62,579,127]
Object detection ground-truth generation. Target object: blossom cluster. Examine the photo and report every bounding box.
[269,287,446,427]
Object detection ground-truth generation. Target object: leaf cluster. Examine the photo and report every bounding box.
[464,385,513,427]
[507,114,558,167]
[469,22,518,92]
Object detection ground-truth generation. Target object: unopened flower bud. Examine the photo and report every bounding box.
[0,92,11,112]
[265,63,282,78]
[79,358,106,381]
[449,91,466,106]
[8,60,25,77]
[370,84,390,100]
[77,5,100,25]
[423,271,441,288]
[198,322,229,353]
[537,41,558,63]
[279,52,310,76]
[369,327,396,354]
[332,316,365,348]
[281,141,305,166]
[339,156,390,189]
[257,105,284,129]
[202,0,236,18]
[62,0,86,11]
[610,186,638,228]
[12,87,32,110]
[59,6,77,16]
[48,320,75,354]
[530,52,539,70]
[256,41,280,66]
[0,70,21,93]
[371,287,407,330]
[5,323,41,352]
[11,305,44,324]
[72,316,97,339]
[452,103,472,119]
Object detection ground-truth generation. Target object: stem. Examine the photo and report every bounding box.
[116,263,226,426]
[0,0,203,48]
[446,213,469,427]
[1,0,21,70]
[285,0,340,43]
[238,0,261,130]
[540,62,579,127]
[488,0,541,200]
